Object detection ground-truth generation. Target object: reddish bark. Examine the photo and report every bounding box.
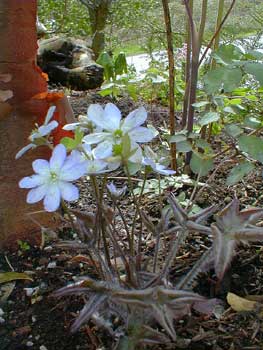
[0,1,74,250]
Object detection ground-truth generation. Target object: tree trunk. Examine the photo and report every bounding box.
[0,0,58,250]
[79,0,112,59]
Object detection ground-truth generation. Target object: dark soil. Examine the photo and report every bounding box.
[1,91,263,350]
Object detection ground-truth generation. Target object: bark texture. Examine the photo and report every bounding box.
[0,1,57,249]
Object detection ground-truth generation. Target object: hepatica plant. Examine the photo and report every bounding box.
[17,102,263,348]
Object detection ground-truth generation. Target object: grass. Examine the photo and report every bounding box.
[113,43,149,57]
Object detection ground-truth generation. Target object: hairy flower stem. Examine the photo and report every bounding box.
[183,0,207,166]
[126,165,147,257]
[107,191,132,254]
[182,0,193,128]
[90,175,112,271]
[106,223,136,286]
[205,0,225,142]
[161,0,177,171]
[61,199,77,232]
[185,170,201,212]
[132,170,148,272]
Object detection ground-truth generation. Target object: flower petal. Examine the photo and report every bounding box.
[86,160,108,174]
[83,132,109,145]
[50,144,67,171]
[122,107,147,132]
[60,163,87,181]
[37,120,58,137]
[107,160,121,171]
[19,175,46,188]
[103,103,122,131]
[93,141,113,159]
[27,184,48,203]
[82,143,92,157]
[87,104,106,129]
[59,182,79,201]
[15,144,35,159]
[63,123,81,131]
[129,127,155,143]
[142,157,156,168]
[155,164,176,176]
[129,142,143,163]
[64,150,85,167]
[32,159,50,175]
[44,106,56,124]
[43,184,61,212]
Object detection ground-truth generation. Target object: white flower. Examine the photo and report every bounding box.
[69,146,110,175]
[63,108,102,133]
[82,103,156,168]
[143,158,176,176]
[83,103,156,153]
[15,106,58,159]
[29,106,58,141]
[19,144,87,212]
[107,182,127,199]
[142,146,176,176]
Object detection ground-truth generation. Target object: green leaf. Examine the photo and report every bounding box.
[223,106,237,114]
[244,62,263,86]
[195,139,212,152]
[0,272,33,284]
[190,152,214,176]
[226,161,255,186]
[238,135,263,163]
[60,128,83,151]
[114,52,128,76]
[224,124,243,138]
[60,137,77,151]
[228,98,242,105]
[204,67,242,94]
[96,52,114,80]
[169,133,187,143]
[244,116,261,129]
[212,44,243,65]
[99,87,113,97]
[176,140,192,152]
[199,112,220,126]
[192,101,210,108]
[246,50,263,60]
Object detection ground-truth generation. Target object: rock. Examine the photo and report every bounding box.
[40,345,48,350]
[0,317,5,324]
[47,261,57,269]
[0,308,4,316]
[37,37,104,90]
[26,341,34,347]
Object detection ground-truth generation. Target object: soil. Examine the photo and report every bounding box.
[1,90,263,350]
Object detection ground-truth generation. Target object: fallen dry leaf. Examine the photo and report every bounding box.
[0,89,13,102]
[0,272,33,284]
[0,73,12,82]
[227,292,262,313]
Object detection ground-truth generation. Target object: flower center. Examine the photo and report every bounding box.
[113,144,122,156]
[113,129,123,139]
[50,171,58,182]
